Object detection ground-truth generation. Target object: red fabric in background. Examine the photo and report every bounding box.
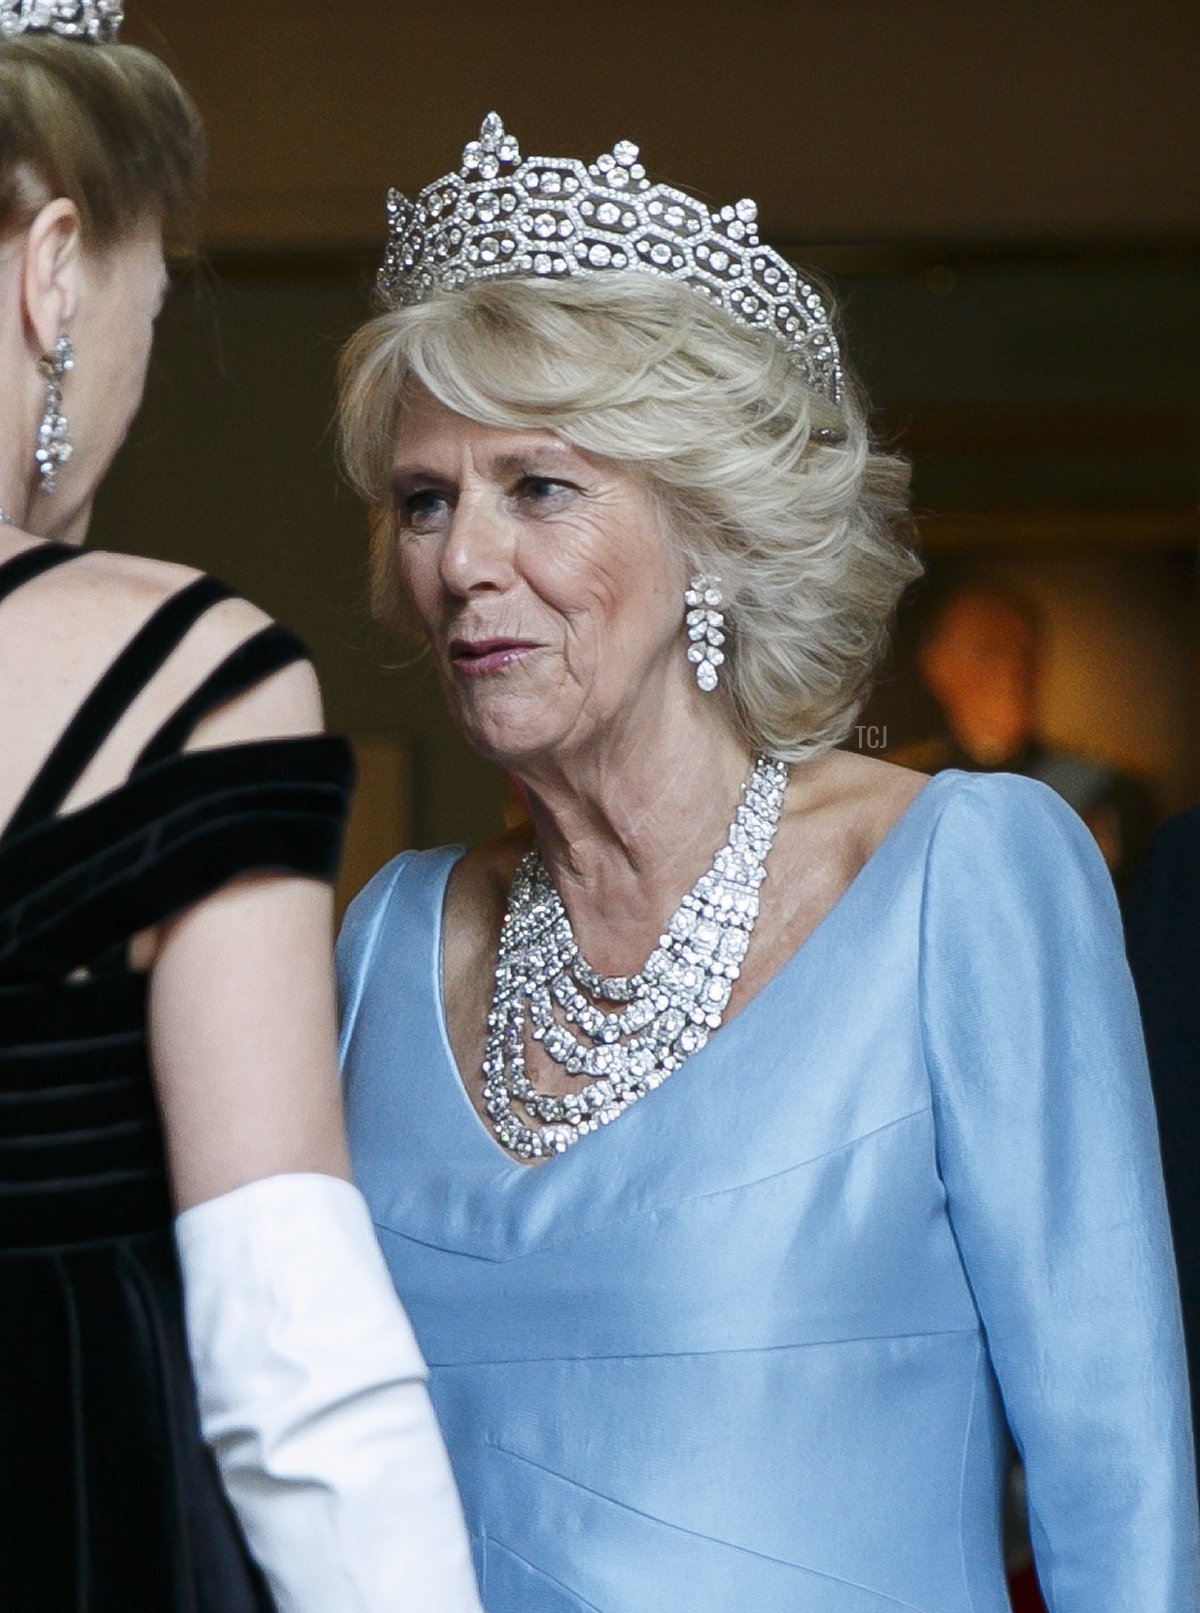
[1007,1564,1047,1611]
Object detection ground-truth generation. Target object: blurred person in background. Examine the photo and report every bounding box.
[902,575,1156,901]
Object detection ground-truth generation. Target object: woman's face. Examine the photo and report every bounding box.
[390,388,691,769]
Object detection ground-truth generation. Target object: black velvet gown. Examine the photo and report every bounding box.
[0,542,354,1611]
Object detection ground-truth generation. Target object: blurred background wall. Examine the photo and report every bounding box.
[93,0,1200,896]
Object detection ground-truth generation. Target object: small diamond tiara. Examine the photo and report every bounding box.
[380,113,843,407]
[0,0,122,41]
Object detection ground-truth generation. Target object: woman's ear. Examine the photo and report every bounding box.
[21,198,84,355]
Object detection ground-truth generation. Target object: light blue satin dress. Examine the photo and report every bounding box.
[338,770,1199,1612]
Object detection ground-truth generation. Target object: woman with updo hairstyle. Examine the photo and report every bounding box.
[0,13,479,1613]
[337,114,1198,1612]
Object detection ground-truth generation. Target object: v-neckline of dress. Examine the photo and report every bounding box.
[428,770,955,1175]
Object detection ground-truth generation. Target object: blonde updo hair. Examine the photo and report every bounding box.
[339,274,920,762]
[0,33,205,254]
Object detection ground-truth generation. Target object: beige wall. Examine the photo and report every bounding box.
[125,1,1200,250]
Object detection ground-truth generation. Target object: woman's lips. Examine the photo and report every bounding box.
[448,637,541,676]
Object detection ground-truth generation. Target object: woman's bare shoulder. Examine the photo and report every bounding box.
[64,544,203,597]
[0,542,319,780]
[0,542,273,653]
[58,547,274,645]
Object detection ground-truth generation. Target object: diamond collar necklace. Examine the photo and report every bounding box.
[482,752,790,1160]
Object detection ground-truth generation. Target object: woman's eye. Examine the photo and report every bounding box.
[398,489,450,531]
[516,476,575,506]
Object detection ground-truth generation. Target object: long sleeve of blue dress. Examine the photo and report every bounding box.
[919,773,1200,1610]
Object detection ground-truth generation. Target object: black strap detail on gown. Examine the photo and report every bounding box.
[0,568,352,977]
[3,575,235,843]
[134,621,308,772]
[1,739,352,979]
[0,540,84,602]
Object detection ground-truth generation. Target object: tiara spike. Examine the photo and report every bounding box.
[0,0,123,40]
[379,112,843,407]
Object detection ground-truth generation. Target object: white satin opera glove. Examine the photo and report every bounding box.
[175,1172,482,1613]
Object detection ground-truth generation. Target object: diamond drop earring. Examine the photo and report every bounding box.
[684,575,725,693]
[35,334,75,496]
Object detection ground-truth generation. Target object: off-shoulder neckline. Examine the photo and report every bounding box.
[0,733,351,859]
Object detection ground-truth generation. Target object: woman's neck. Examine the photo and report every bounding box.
[0,447,32,533]
[516,713,757,976]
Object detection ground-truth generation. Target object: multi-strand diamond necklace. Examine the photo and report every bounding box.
[482,753,790,1159]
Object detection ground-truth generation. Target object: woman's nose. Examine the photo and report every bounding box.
[437,495,515,596]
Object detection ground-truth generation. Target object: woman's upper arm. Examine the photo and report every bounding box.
[180,596,326,751]
[147,631,350,1211]
[919,774,1198,1609]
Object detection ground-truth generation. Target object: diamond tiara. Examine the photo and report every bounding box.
[380,113,843,408]
[0,0,122,41]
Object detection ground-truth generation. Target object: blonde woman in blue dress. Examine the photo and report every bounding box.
[337,114,1198,1612]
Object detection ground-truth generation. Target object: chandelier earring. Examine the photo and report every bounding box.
[35,334,75,496]
[685,575,726,693]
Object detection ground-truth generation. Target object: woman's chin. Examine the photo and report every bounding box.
[443,671,566,769]
[450,704,564,773]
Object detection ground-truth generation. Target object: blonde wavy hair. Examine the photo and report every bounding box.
[339,274,920,762]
